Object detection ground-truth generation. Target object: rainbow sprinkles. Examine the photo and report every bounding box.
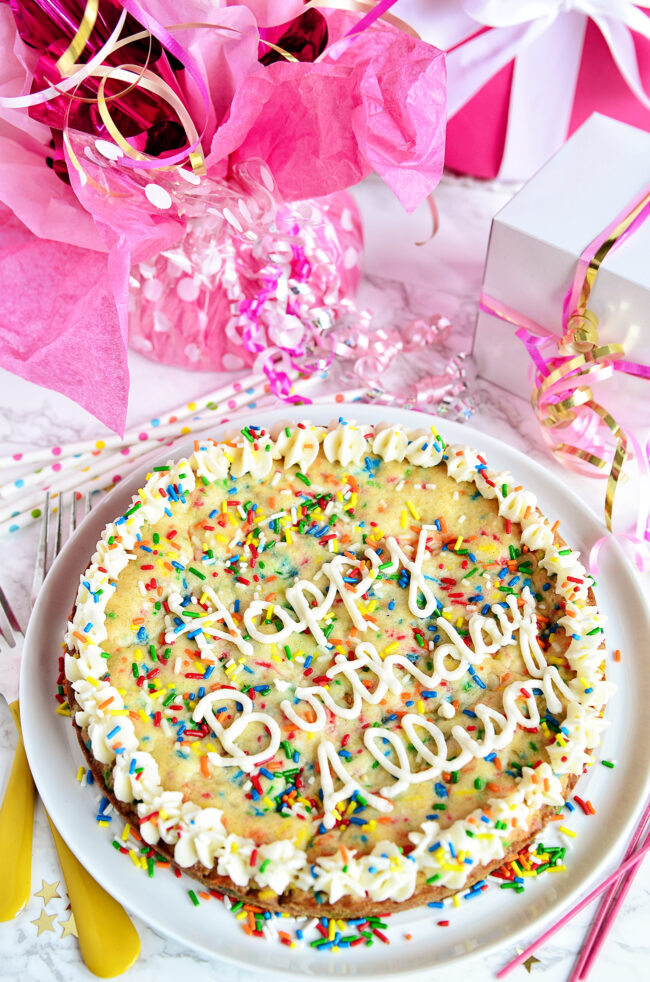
[64,420,615,916]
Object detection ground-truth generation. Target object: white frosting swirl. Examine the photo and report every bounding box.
[72,679,123,727]
[323,423,366,467]
[137,791,184,846]
[216,834,256,886]
[87,716,138,765]
[310,852,366,904]
[359,842,418,902]
[500,489,537,524]
[193,442,230,481]
[446,444,481,482]
[229,439,274,479]
[272,425,320,471]
[521,520,555,551]
[405,432,444,467]
[174,806,228,869]
[65,644,110,684]
[113,751,162,804]
[372,425,408,462]
[254,840,307,895]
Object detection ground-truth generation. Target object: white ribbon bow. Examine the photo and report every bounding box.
[443,0,650,178]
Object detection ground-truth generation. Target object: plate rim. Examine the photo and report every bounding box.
[20,404,650,979]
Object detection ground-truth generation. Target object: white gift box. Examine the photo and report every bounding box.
[473,113,650,428]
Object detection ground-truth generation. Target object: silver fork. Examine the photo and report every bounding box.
[32,490,92,604]
[0,492,140,973]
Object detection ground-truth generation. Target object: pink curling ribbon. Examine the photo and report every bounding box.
[344,0,400,36]
[326,315,472,421]
[479,183,650,571]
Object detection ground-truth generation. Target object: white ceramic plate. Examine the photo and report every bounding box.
[20,405,650,979]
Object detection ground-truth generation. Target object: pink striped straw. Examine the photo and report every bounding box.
[497,822,650,978]
[570,800,650,979]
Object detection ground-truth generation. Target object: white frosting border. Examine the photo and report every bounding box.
[65,421,614,906]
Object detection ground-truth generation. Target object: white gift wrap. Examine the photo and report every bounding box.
[473,114,650,427]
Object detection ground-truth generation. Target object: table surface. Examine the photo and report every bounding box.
[0,172,647,982]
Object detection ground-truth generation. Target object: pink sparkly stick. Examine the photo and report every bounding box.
[497,830,650,978]
[571,800,650,980]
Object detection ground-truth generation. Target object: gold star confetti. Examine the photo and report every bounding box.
[33,880,61,906]
[59,913,78,939]
[523,955,541,973]
[30,908,57,937]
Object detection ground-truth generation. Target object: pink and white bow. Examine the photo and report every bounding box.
[402,0,650,179]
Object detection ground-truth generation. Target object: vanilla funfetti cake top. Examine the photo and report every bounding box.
[65,421,613,906]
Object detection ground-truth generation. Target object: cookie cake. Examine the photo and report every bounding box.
[64,420,614,917]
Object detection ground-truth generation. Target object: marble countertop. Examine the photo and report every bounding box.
[0,173,647,982]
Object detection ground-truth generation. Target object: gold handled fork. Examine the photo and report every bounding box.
[0,492,140,977]
[0,581,34,921]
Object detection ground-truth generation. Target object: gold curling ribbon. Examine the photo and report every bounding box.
[95,65,203,164]
[530,337,631,531]
[572,192,650,317]
[90,17,302,175]
[528,188,650,532]
[56,0,99,77]
[559,191,650,353]
[60,27,154,193]
[55,30,154,105]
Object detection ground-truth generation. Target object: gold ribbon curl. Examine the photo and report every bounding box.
[56,0,99,77]
[530,184,650,532]
[531,332,631,532]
